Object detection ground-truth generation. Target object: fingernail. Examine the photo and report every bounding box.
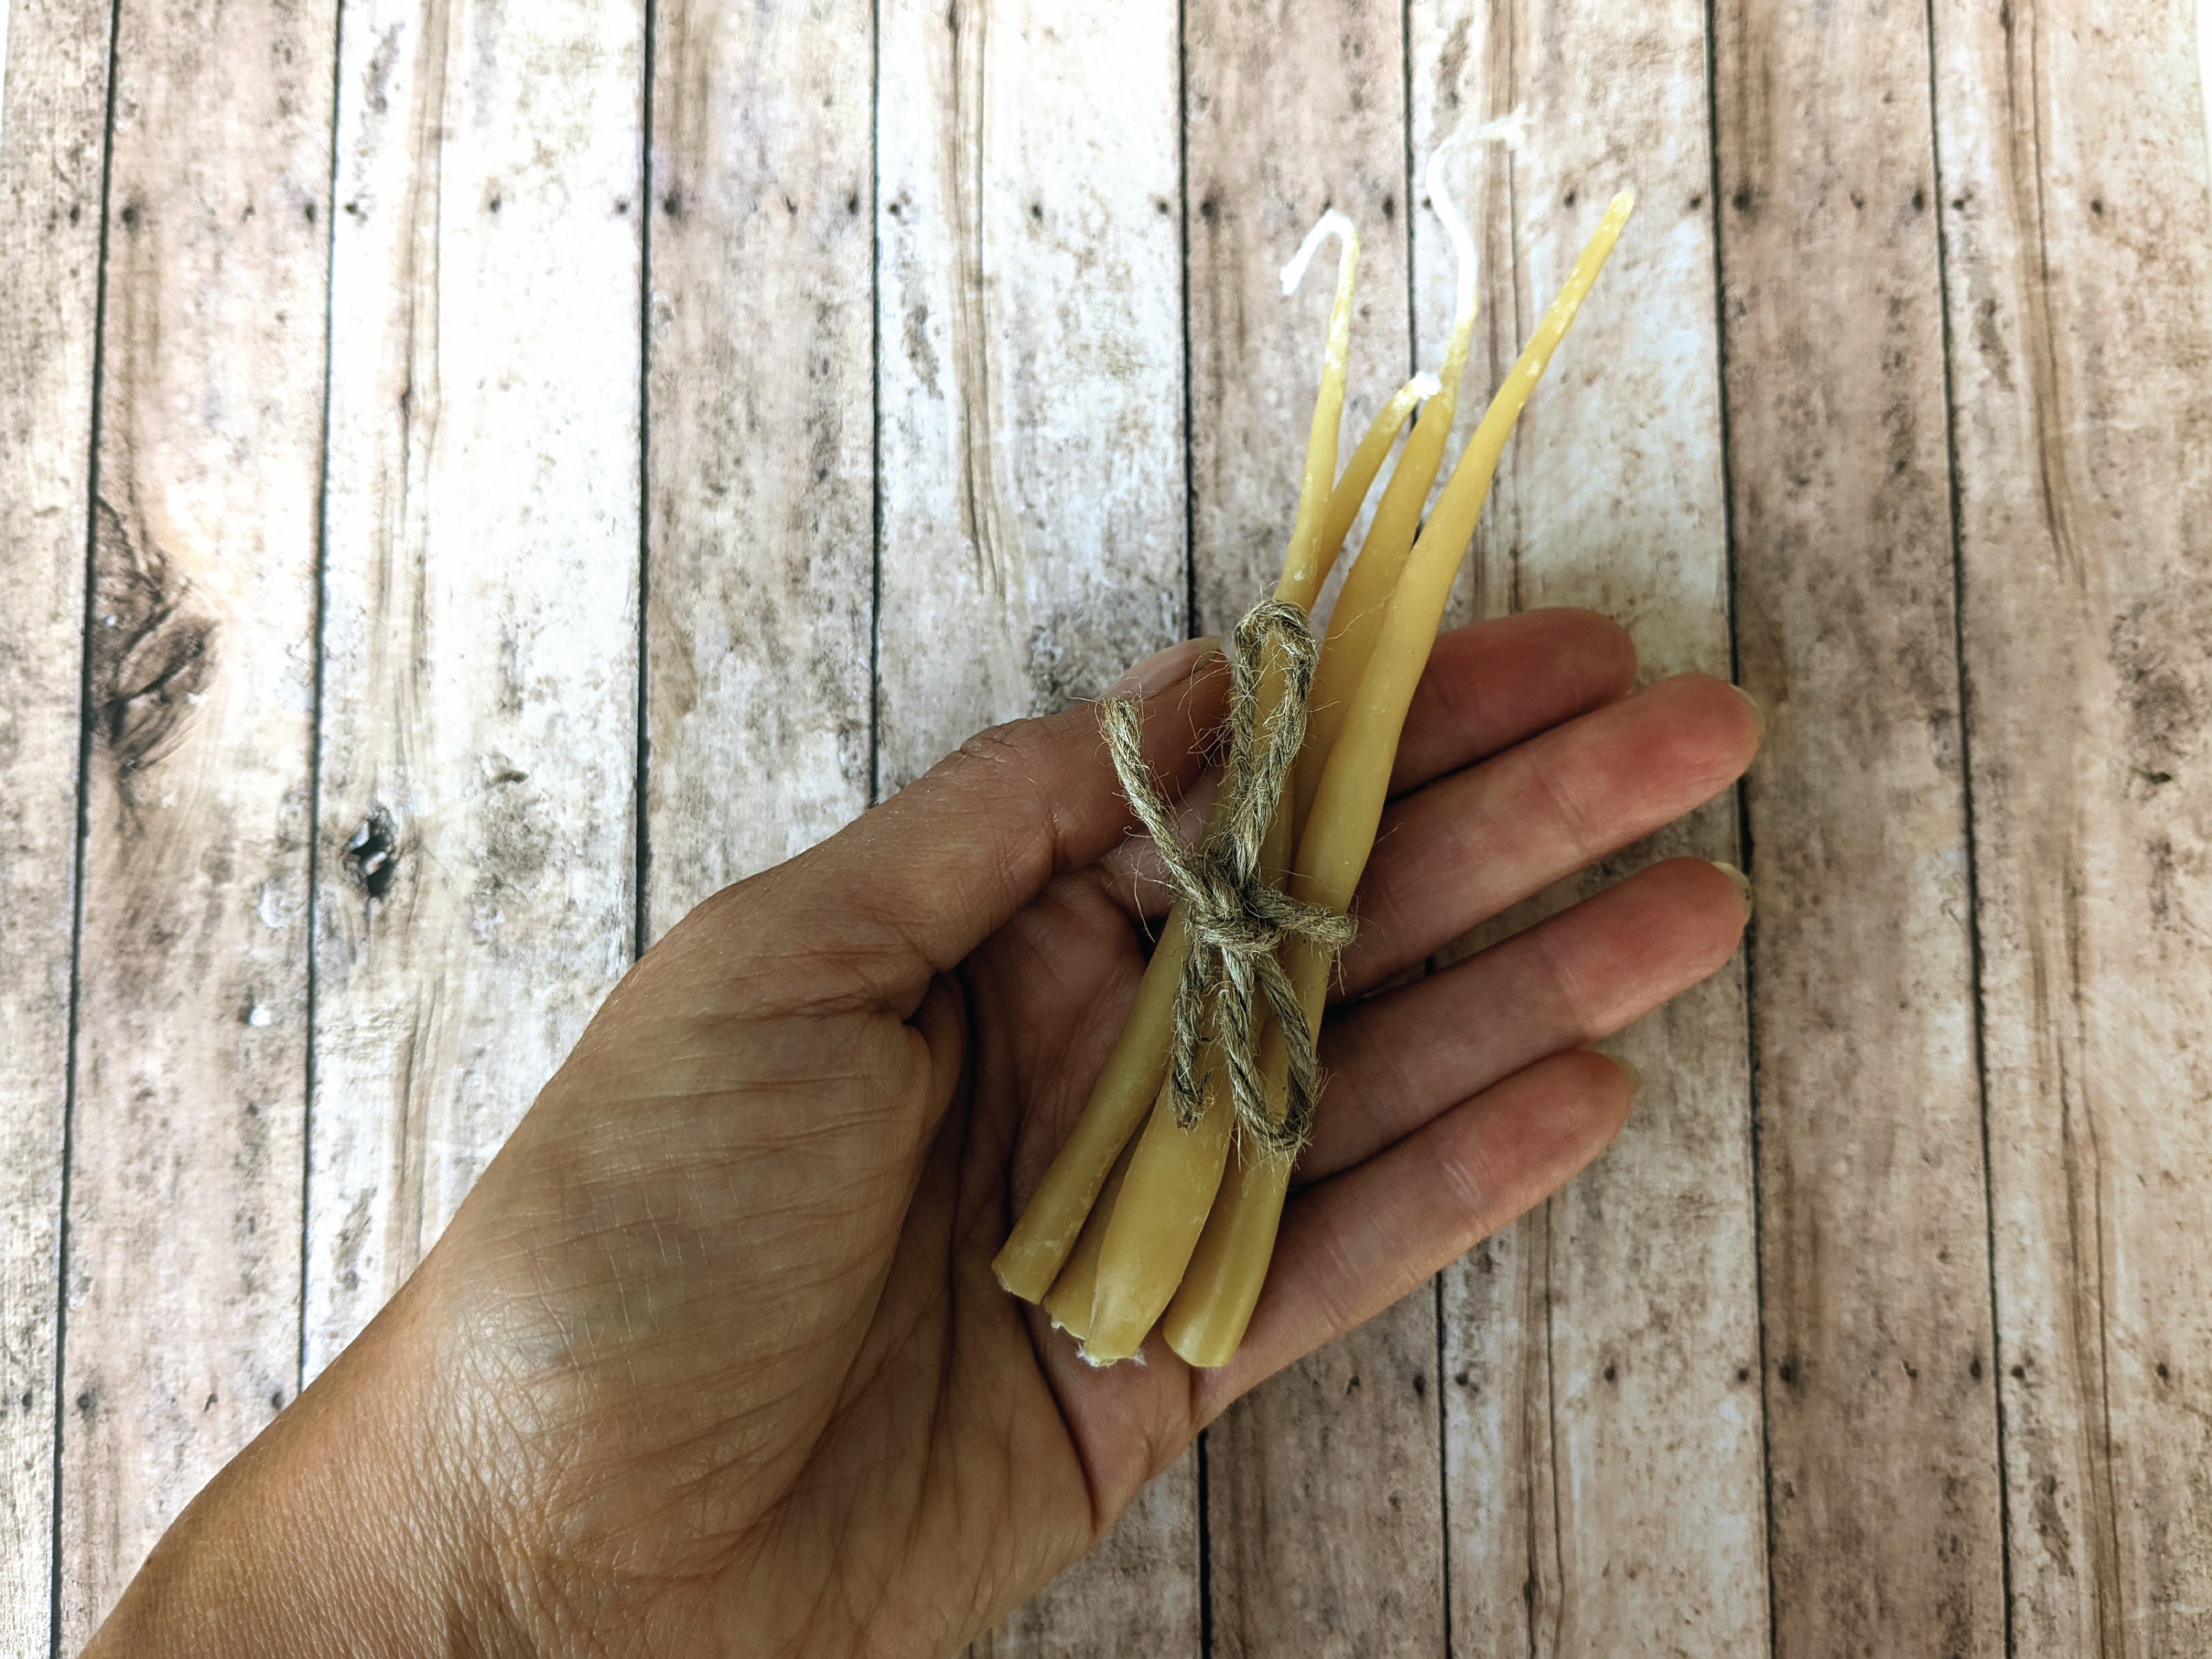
[1730,684,1766,738]
[1608,1054,1644,1097]
[1711,860,1754,921]
[1108,636,1222,700]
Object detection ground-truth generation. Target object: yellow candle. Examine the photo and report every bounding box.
[1164,193,1637,1369]
[994,212,1365,1305]
[1160,1139,1292,1365]
[1307,191,1635,915]
[1076,1045,1237,1362]
[994,917,1193,1301]
[1069,214,1365,1355]
[1295,142,1486,827]
[1087,162,1483,1352]
[1309,371,1437,603]
[1040,1133,1142,1342]
[1274,210,1363,604]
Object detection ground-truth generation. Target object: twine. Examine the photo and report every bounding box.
[1099,600,1357,1160]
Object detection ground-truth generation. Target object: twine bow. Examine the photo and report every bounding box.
[1099,600,1358,1160]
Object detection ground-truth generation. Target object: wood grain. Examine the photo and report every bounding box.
[643,0,873,930]
[55,0,336,1637]
[0,0,111,1642]
[305,0,644,1373]
[1712,0,2006,1650]
[1183,4,1447,1654]
[873,0,1195,1649]
[8,1,2212,1651]
[1932,0,2212,1646]
[874,0,1186,795]
[1412,0,1768,1651]
[1207,1315,1447,1657]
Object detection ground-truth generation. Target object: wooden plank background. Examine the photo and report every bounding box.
[3,0,2209,1651]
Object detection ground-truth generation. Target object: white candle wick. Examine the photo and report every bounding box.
[1424,106,1525,332]
[1280,208,1359,297]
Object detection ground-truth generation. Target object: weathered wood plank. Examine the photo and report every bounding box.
[1711,0,2006,1650]
[874,0,1195,1649]
[305,0,645,1373]
[0,0,111,1645]
[1183,4,1447,1655]
[1412,1,1769,1652]
[874,0,1186,794]
[642,0,873,929]
[1932,0,2212,1646]
[55,0,337,1638]
[1207,1316,1445,1657]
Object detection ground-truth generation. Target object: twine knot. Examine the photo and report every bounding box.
[1100,599,1357,1161]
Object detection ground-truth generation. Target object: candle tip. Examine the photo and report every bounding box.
[1410,371,1443,398]
[1280,208,1358,297]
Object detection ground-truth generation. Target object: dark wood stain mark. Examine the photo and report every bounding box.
[1536,1208,1565,1658]
[1996,0,2083,588]
[939,0,1013,597]
[87,498,217,799]
[904,301,941,399]
[2049,894,2127,1655]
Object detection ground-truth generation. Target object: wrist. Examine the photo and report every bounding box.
[84,1271,531,1658]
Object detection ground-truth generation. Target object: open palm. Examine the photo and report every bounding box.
[91,608,1759,1659]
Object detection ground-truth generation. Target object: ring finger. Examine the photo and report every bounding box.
[1302,856,1749,1184]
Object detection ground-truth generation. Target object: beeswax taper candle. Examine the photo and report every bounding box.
[1044,215,1362,1362]
[995,212,1365,1306]
[1295,138,1487,828]
[1163,193,1637,1369]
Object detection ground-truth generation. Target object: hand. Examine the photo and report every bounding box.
[88,609,1760,1658]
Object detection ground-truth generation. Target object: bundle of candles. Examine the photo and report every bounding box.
[993,146,1635,1369]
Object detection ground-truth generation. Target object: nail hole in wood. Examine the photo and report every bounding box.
[346,808,400,900]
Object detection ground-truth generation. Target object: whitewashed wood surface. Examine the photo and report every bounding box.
[4,0,2210,1652]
